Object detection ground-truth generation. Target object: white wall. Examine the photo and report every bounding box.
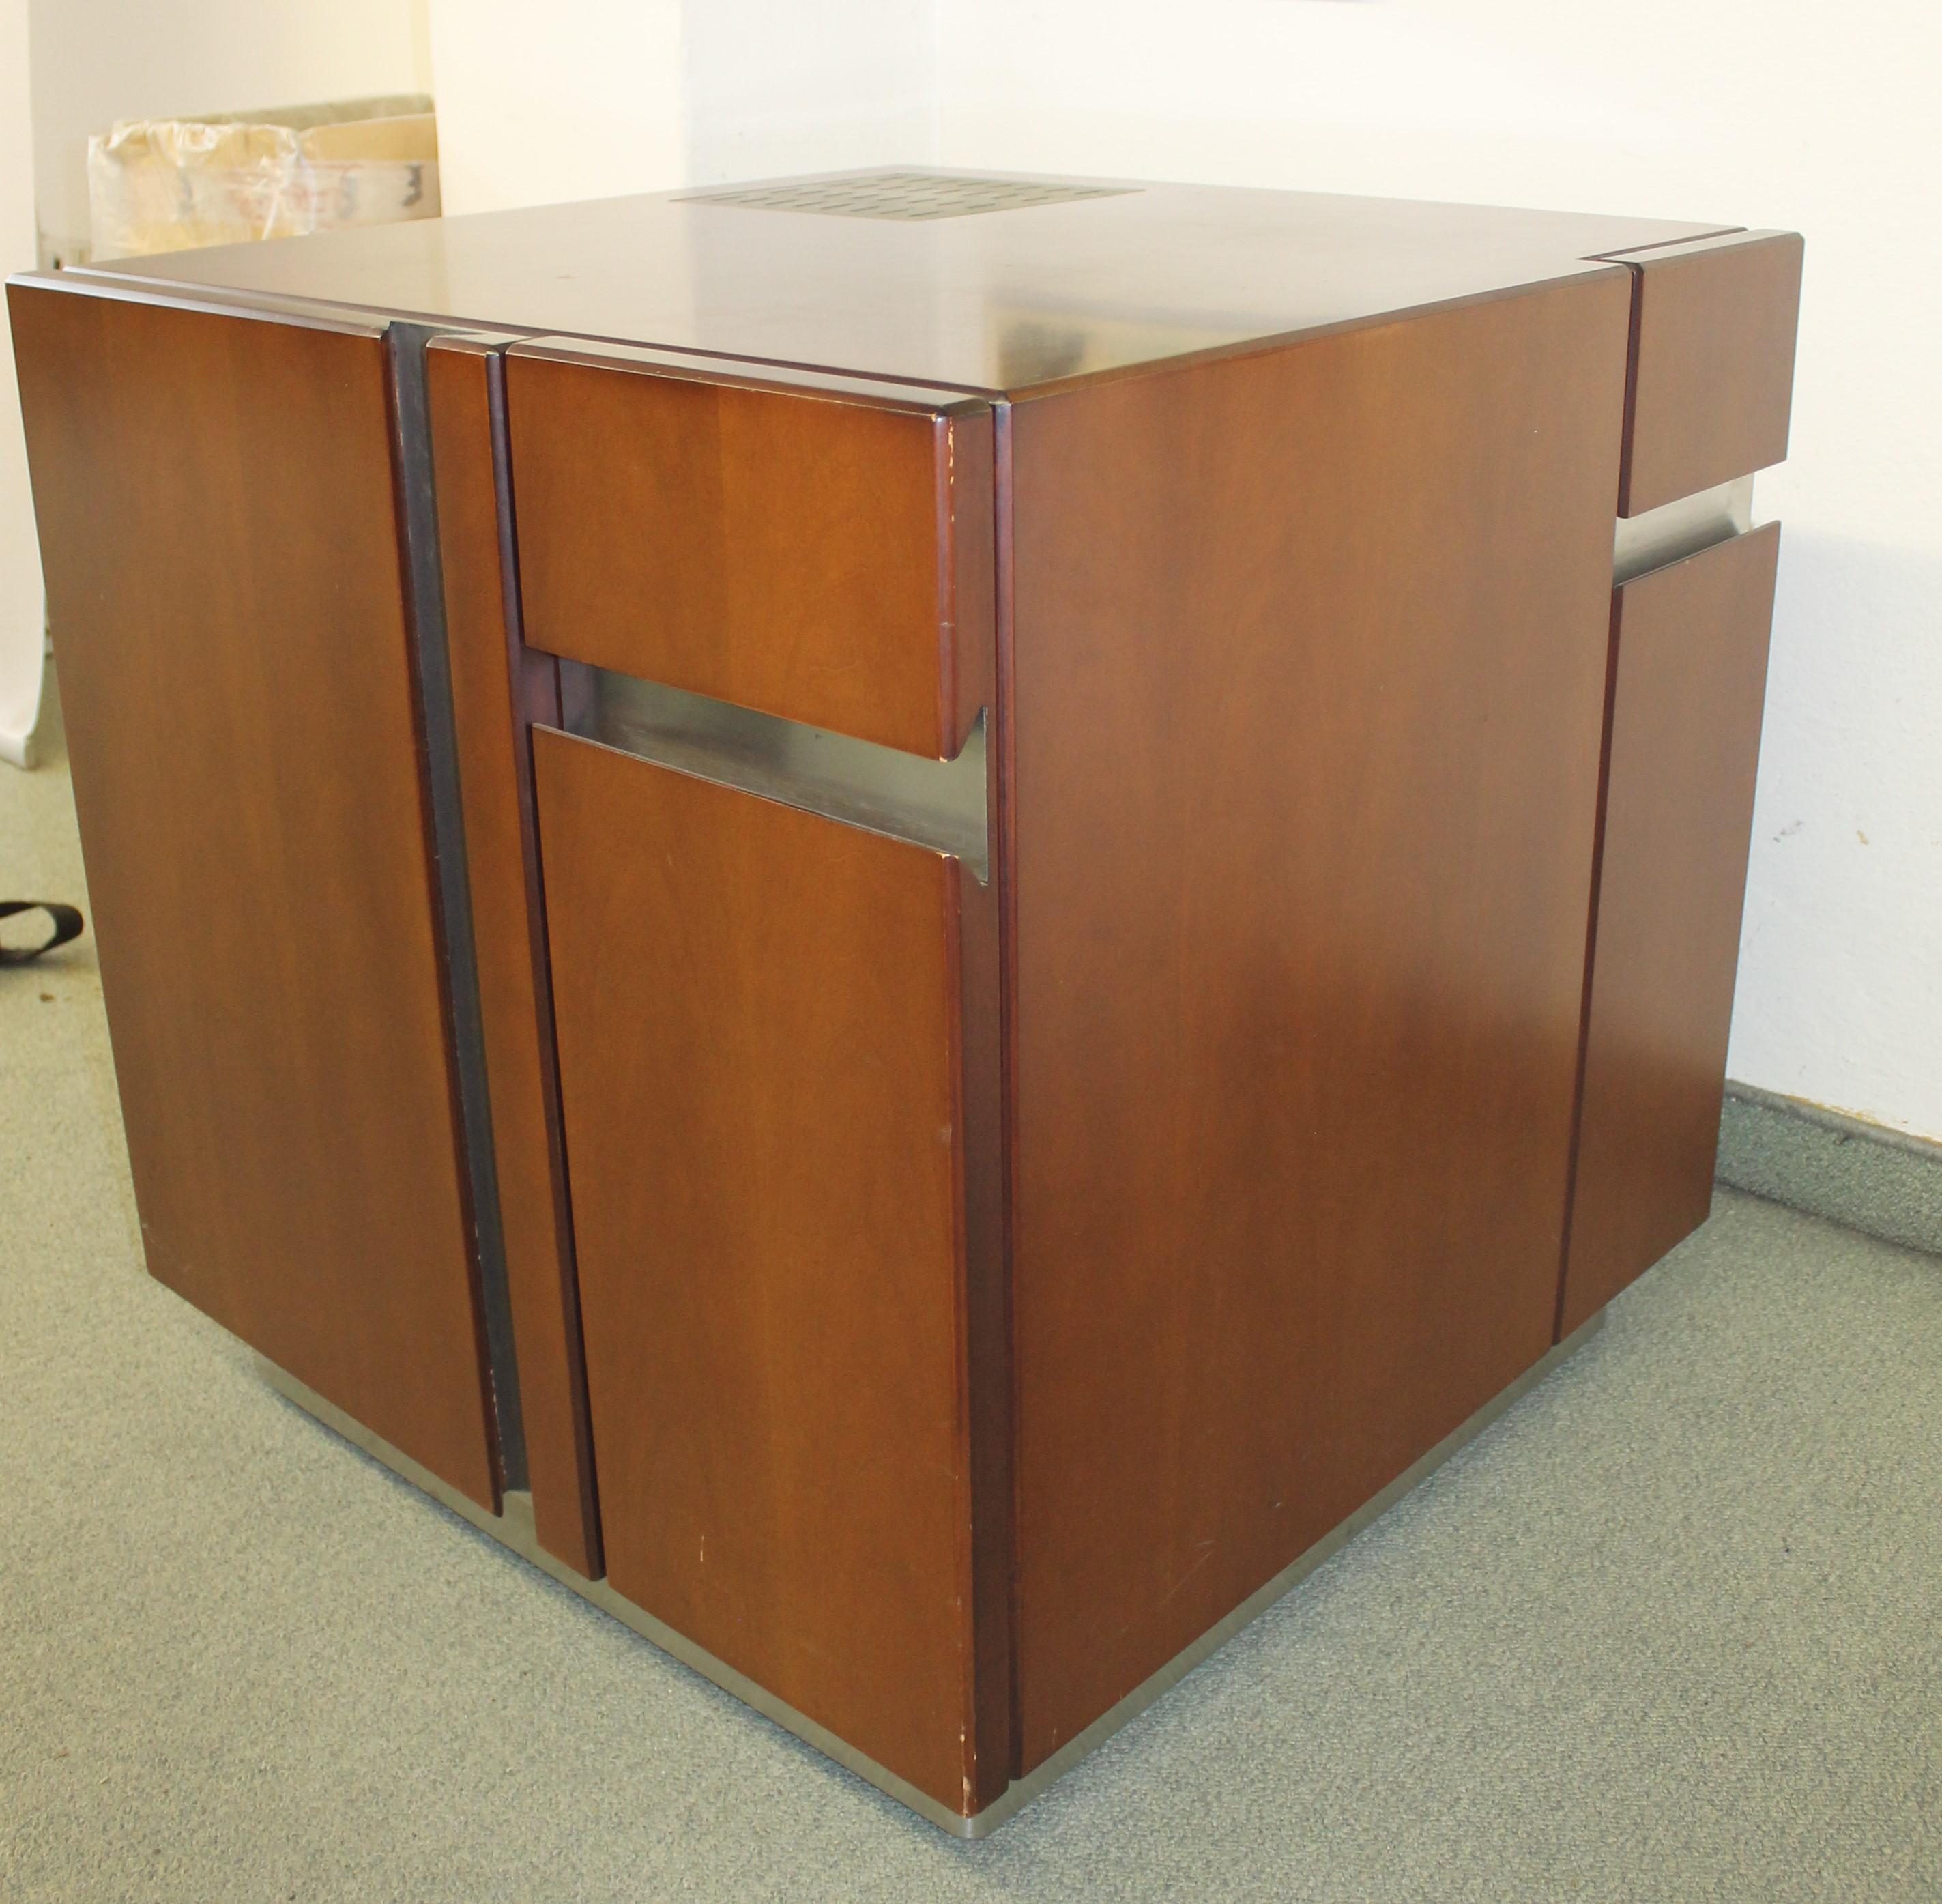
[678,1,930,188]
[424,0,684,215]
[3,0,46,761]
[934,0,1942,1144]
[28,0,433,261]
[424,0,929,216]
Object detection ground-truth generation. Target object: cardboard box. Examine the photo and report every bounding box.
[88,95,439,261]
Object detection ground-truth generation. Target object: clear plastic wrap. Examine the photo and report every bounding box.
[87,103,439,261]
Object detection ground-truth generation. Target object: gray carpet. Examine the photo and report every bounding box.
[1719,1083,1942,1260]
[5,713,1940,1903]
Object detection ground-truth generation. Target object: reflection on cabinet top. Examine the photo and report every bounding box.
[72,167,1737,397]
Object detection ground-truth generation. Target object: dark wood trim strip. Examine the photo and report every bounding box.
[426,334,605,1574]
[990,396,1025,1789]
[388,321,527,1490]
[1555,580,1629,1343]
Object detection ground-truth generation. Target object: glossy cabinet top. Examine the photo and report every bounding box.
[76,167,1730,396]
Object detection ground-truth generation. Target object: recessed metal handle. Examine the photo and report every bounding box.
[551,660,991,883]
[1612,476,1755,586]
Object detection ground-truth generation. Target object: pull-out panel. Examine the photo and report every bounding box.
[8,283,499,1508]
[1604,230,1803,517]
[504,341,994,758]
[530,727,1006,1813]
[1561,525,1780,1335]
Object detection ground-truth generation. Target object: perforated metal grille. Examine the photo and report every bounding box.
[676,171,1137,222]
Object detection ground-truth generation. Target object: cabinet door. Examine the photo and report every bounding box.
[8,283,500,1507]
[532,731,1004,1813]
[1561,525,1780,1333]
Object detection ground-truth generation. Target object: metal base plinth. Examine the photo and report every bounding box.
[258,1308,1604,1839]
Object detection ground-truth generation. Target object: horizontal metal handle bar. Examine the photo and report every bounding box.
[1613,475,1754,586]
[552,660,990,883]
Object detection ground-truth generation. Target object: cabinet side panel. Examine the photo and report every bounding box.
[8,283,497,1507]
[533,730,984,1811]
[1007,276,1633,1764]
[1560,527,1780,1335]
[426,338,603,1572]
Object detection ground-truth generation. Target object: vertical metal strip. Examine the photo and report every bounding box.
[388,321,530,1488]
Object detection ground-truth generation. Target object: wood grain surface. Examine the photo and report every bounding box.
[505,347,991,758]
[69,175,1727,395]
[1560,527,1780,1336]
[532,730,1006,1811]
[426,336,603,1572]
[1606,230,1803,517]
[8,283,498,1507]
[1003,274,1635,1766]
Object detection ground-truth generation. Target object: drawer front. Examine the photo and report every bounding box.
[531,726,1005,1811]
[505,341,993,758]
[8,283,500,1508]
[1606,229,1803,517]
[1562,524,1781,1334]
